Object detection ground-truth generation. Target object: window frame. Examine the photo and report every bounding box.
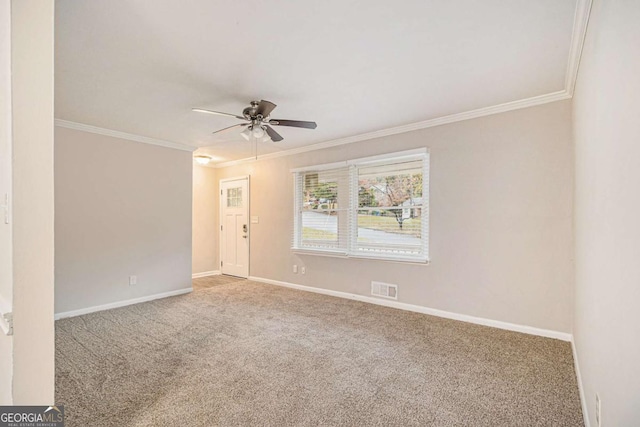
[292,148,429,263]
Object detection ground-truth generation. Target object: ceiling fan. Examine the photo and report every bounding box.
[193,100,317,142]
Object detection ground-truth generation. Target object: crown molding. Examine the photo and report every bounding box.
[55,119,196,152]
[565,0,594,96]
[213,90,571,168]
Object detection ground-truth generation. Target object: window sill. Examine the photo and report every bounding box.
[291,248,430,265]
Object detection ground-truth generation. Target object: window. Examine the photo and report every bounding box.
[293,149,429,262]
[227,187,243,207]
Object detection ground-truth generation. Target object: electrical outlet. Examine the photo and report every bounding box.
[301,267,306,274]
[596,394,601,427]
[129,275,137,286]
[293,265,298,274]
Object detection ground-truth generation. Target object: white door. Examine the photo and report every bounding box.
[220,177,249,278]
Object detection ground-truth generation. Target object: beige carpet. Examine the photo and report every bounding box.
[56,277,583,426]
[192,274,245,291]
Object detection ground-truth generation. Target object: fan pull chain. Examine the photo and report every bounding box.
[253,134,257,160]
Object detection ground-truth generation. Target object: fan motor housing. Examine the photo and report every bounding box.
[242,101,261,119]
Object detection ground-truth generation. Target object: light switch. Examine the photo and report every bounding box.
[251,216,259,224]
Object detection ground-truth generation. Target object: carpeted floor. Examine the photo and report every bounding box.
[192,274,245,291]
[56,276,583,426]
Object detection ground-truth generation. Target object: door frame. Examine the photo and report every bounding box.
[219,175,250,277]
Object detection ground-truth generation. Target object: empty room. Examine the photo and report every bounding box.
[1,0,639,426]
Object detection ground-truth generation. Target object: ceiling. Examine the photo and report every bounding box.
[55,0,581,165]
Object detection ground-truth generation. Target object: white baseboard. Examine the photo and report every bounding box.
[248,276,572,342]
[54,288,193,320]
[572,338,590,427]
[192,270,221,279]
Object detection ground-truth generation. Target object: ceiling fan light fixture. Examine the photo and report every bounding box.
[194,155,212,165]
[241,125,270,142]
[252,125,265,139]
[241,126,252,141]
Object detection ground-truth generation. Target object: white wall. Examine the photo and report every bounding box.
[10,0,55,404]
[55,127,193,314]
[573,0,640,425]
[216,100,574,334]
[192,165,218,275]
[0,0,13,405]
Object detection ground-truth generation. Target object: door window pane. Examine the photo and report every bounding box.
[227,187,243,207]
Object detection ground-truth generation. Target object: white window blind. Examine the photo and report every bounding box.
[293,167,351,254]
[293,149,429,262]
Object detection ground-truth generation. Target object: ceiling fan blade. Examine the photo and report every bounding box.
[193,108,245,120]
[270,119,317,129]
[264,125,284,142]
[212,123,248,135]
[256,100,277,118]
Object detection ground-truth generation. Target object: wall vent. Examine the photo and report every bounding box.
[371,281,398,300]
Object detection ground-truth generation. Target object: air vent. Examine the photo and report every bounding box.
[371,281,398,300]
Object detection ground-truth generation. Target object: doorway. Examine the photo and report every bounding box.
[220,176,249,278]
